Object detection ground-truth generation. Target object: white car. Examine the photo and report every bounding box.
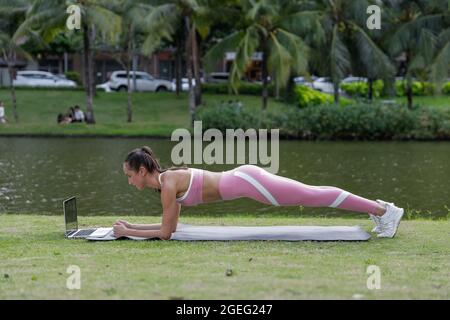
[96,81,112,92]
[293,76,317,88]
[13,71,77,87]
[205,72,230,83]
[107,71,174,92]
[312,77,343,94]
[342,76,368,83]
[172,78,197,91]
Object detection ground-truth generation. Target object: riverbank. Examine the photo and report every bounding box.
[0,89,449,139]
[1,214,449,299]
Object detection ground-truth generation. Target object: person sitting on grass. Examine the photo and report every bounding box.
[113,146,404,240]
[72,105,85,123]
[0,101,7,124]
[57,113,72,124]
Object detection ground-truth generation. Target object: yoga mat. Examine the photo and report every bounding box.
[86,223,371,241]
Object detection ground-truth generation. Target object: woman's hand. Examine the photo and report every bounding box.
[113,222,130,238]
[115,219,133,228]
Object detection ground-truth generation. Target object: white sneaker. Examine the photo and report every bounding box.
[376,199,404,238]
[369,214,382,233]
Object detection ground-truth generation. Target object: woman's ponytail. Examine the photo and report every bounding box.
[124,146,187,174]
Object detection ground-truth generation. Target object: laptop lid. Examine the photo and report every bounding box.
[63,197,78,235]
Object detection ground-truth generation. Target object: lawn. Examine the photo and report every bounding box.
[1,214,448,299]
[394,95,450,109]
[0,89,287,137]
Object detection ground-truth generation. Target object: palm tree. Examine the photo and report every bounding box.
[385,0,448,109]
[105,0,154,123]
[293,0,395,105]
[16,0,121,123]
[0,0,34,122]
[205,0,310,111]
[141,0,212,126]
[429,10,450,88]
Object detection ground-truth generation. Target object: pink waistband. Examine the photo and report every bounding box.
[176,168,204,206]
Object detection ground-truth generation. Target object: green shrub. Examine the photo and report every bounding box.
[201,83,275,96]
[65,71,82,86]
[442,82,450,95]
[395,80,436,96]
[294,85,333,108]
[197,101,450,140]
[196,101,259,131]
[340,80,384,98]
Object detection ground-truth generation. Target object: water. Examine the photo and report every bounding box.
[0,137,449,218]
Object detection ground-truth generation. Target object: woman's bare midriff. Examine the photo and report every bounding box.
[173,168,223,203]
[201,170,223,203]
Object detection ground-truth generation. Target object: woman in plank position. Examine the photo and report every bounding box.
[113,146,404,240]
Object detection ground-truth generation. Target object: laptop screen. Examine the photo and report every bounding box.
[64,197,78,233]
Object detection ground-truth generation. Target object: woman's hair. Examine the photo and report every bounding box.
[124,146,187,191]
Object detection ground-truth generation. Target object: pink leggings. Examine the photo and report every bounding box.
[218,165,380,215]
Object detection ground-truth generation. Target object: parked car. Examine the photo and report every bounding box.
[205,72,230,83]
[293,76,317,88]
[312,77,342,94]
[172,78,197,91]
[13,70,77,87]
[342,76,368,83]
[106,71,174,92]
[96,81,112,92]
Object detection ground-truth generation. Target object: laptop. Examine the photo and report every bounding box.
[63,196,112,239]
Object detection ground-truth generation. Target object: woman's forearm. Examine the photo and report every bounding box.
[129,223,161,230]
[126,228,171,240]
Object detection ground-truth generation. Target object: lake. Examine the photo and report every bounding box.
[0,137,449,218]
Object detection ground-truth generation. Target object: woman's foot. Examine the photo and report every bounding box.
[370,214,383,233]
[375,199,404,238]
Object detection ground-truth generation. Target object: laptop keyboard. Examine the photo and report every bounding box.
[73,229,97,237]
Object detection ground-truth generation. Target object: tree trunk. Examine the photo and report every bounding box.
[368,78,373,101]
[405,51,413,109]
[261,41,269,111]
[175,43,182,96]
[91,24,97,98]
[275,72,280,100]
[333,81,340,105]
[83,21,95,124]
[7,63,18,122]
[185,16,196,127]
[64,52,68,73]
[132,53,138,93]
[406,76,413,109]
[192,26,202,106]
[126,24,133,123]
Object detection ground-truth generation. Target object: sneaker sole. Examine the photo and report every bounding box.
[372,227,382,233]
[378,208,404,238]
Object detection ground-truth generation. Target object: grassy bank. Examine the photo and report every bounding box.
[0,89,448,138]
[0,90,286,137]
[393,95,450,109]
[1,214,449,299]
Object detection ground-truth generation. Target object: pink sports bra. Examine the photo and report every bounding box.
[158,168,204,206]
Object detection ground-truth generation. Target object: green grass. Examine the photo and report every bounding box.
[1,214,449,299]
[392,95,450,109]
[0,89,287,137]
